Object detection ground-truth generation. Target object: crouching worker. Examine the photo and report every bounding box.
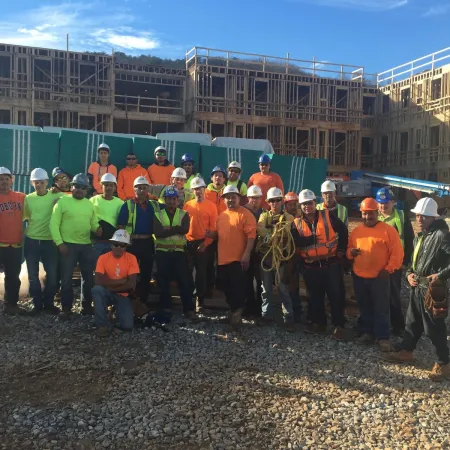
[92,230,139,337]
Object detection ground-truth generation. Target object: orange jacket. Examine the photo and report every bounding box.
[147,162,175,185]
[88,162,118,194]
[247,172,284,210]
[347,221,404,279]
[205,184,227,215]
[183,198,218,247]
[0,190,26,246]
[117,165,148,200]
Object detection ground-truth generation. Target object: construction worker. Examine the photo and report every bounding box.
[87,143,118,196]
[181,153,201,189]
[147,146,175,185]
[347,198,403,352]
[50,173,102,318]
[292,189,348,340]
[226,161,248,199]
[257,187,295,331]
[148,168,194,208]
[317,180,348,226]
[117,176,158,303]
[210,185,257,329]
[184,177,218,313]
[93,229,139,337]
[51,167,72,195]
[23,168,63,315]
[0,167,26,315]
[376,187,414,335]
[284,192,300,218]
[248,154,284,209]
[383,198,450,381]
[153,186,196,319]
[117,153,148,201]
[205,165,227,215]
[90,173,124,262]
[243,185,265,318]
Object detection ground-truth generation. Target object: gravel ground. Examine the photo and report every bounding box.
[1,289,450,450]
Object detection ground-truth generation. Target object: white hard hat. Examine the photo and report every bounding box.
[228,161,242,170]
[98,143,110,151]
[222,185,240,196]
[266,187,283,201]
[410,197,439,218]
[133,176,149,187]
[190,177,206,189]
[321,180,336,193]
[171,168,187,179]
[30,168,49,181]
[154,146,166,155]
[247,185,263,198]
[110,229,131,245]
[0,167,12,176]
[299,189,316,204]
[100,173,117,184]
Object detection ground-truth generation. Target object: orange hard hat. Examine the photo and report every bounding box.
[360,197,378,211]
[284,191,299,203]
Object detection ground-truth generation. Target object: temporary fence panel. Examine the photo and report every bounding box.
[0,128,60,176]
[13,175,33,194]
[0,124,42,132]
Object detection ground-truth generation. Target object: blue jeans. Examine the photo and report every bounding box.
[261,266,293,322]
[92,285,134,330]
[93,242,111,266]
[24,237,58,309]
[60,243,94,310]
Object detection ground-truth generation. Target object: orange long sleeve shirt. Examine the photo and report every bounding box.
[247,172,284,209]
[183,198,218,247]
[147,163,175,185]
[88,162,118,194]
[205,184,227,215]
[117,165,148,201]
[347,221,404,279]
[0,190,25,246]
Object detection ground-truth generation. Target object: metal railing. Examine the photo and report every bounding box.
[114,95,183,115]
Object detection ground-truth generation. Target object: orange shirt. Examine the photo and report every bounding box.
[347,221,404,279]
[247,172,284,209]
[205,185,227,215]
[117,165,148,201]
[184,198,218,247]
[95,251,140,296]
[147,163,175,185]
[88,162,118,194]
[0,190,25,246]
[216,206,257,266]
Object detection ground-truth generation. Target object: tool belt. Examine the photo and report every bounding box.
[424,279,449,319]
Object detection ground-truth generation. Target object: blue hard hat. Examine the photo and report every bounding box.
[52,167,70,179]
[210,165,226,177]
[181,153,194,164]
[259,154,271,164]
[376,187,395,204]
[163,186,179,198]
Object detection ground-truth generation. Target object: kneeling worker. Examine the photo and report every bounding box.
[93,230,139,337]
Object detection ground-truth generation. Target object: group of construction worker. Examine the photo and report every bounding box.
[0,143,449,381]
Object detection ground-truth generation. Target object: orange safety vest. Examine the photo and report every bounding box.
[294,210,338,263]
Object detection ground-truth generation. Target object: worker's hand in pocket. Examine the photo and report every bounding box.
[378,269,390,280]
[197,243,206,253]
[350,248,362,257]
[427,273,440,285]
[95,227,103,237]
[240,256,250,271]
[407,273,418,287]
[58,243,69,257]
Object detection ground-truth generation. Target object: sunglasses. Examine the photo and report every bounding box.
[135,185,148,190]
[156,152,166,157]
[268,198,282,203]
[229,169,240,174]
[302,201,315,206]
[127,157,137,161]
[73,184,87,190]
[55,176,69,181]
[112,243,127,248]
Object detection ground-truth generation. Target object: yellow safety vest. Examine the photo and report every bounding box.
[154,208,187,252]
[317,202,348,226]
[412,235,424,271]
[379,208,404,248]
[125,199,160,234]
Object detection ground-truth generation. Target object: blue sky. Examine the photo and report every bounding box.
[0,0,449,74]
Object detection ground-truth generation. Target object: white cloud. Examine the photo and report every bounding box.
[290,0,408,11]
[424,4,450,16]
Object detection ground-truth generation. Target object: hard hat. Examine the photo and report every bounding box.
[222,185,240,196]
[360,198,379,211]
[110,229,131,245]
[181,153,194,164]
[298,189,316,204]
[267,187,283,201]
[98,143,110,152]
[0,167,12,176]
[171,168,187,179]
[30,168,49,181]
[376,187,395,204]
[154,146,166,155]
[228,161,242,171]
[133,176,149,187]
[247,185,263,198]
[210,165,226,178]
[321,180,336,193]
[411,197,439,217]
[52,167,68,178]
[284,191,299,203]
[259,154,271,164]
[163,186,179,198]
[190,177,206,189]
[100,173,117,184]
[70,173,90,187]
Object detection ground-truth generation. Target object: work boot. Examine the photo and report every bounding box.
[284,321,296,333]
[331,326,346,342]
[97,326,110,338]
[257,316,275,326]
[354,333,375,345]
[184,310,198,321]
[428,363,450,382]
[305,323,327,335]
[382,349,414,364]
[377,339,395,353]
[44,305,60,315]
[59,306,72,321]
[3,304,29,315]
[230,308,243,330]
[81,304,94,316]
[29,306,44,316]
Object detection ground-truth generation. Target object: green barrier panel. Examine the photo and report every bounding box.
[12,175,33,194]
[0,129,59,176]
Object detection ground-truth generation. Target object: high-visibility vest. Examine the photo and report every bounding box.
[412,235,424,271]
[294,210,338,263]
[125,199,160,234]
[317,202,348,226]
[154,208,187,252]
[158,186,194,208]
[378,208,404,248]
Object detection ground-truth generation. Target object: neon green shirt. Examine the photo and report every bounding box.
[90,195,123,227]
[226,179,248,196]
[23,191,64,240]
[50,196,99,246]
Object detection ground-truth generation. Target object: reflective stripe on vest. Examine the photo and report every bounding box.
[379,208,404,248]
[294,210,338,262]
[125,199,159,234]
[154,208,187,252]
[317,202,348,226]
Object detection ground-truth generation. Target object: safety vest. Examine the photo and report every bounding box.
[378,208,404,248]
[125,199,160,234]
[294,210,338,263]
[154,208,187,252]
[158,187,194,208]
[317,202,348,226]
[412,235,424,271]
